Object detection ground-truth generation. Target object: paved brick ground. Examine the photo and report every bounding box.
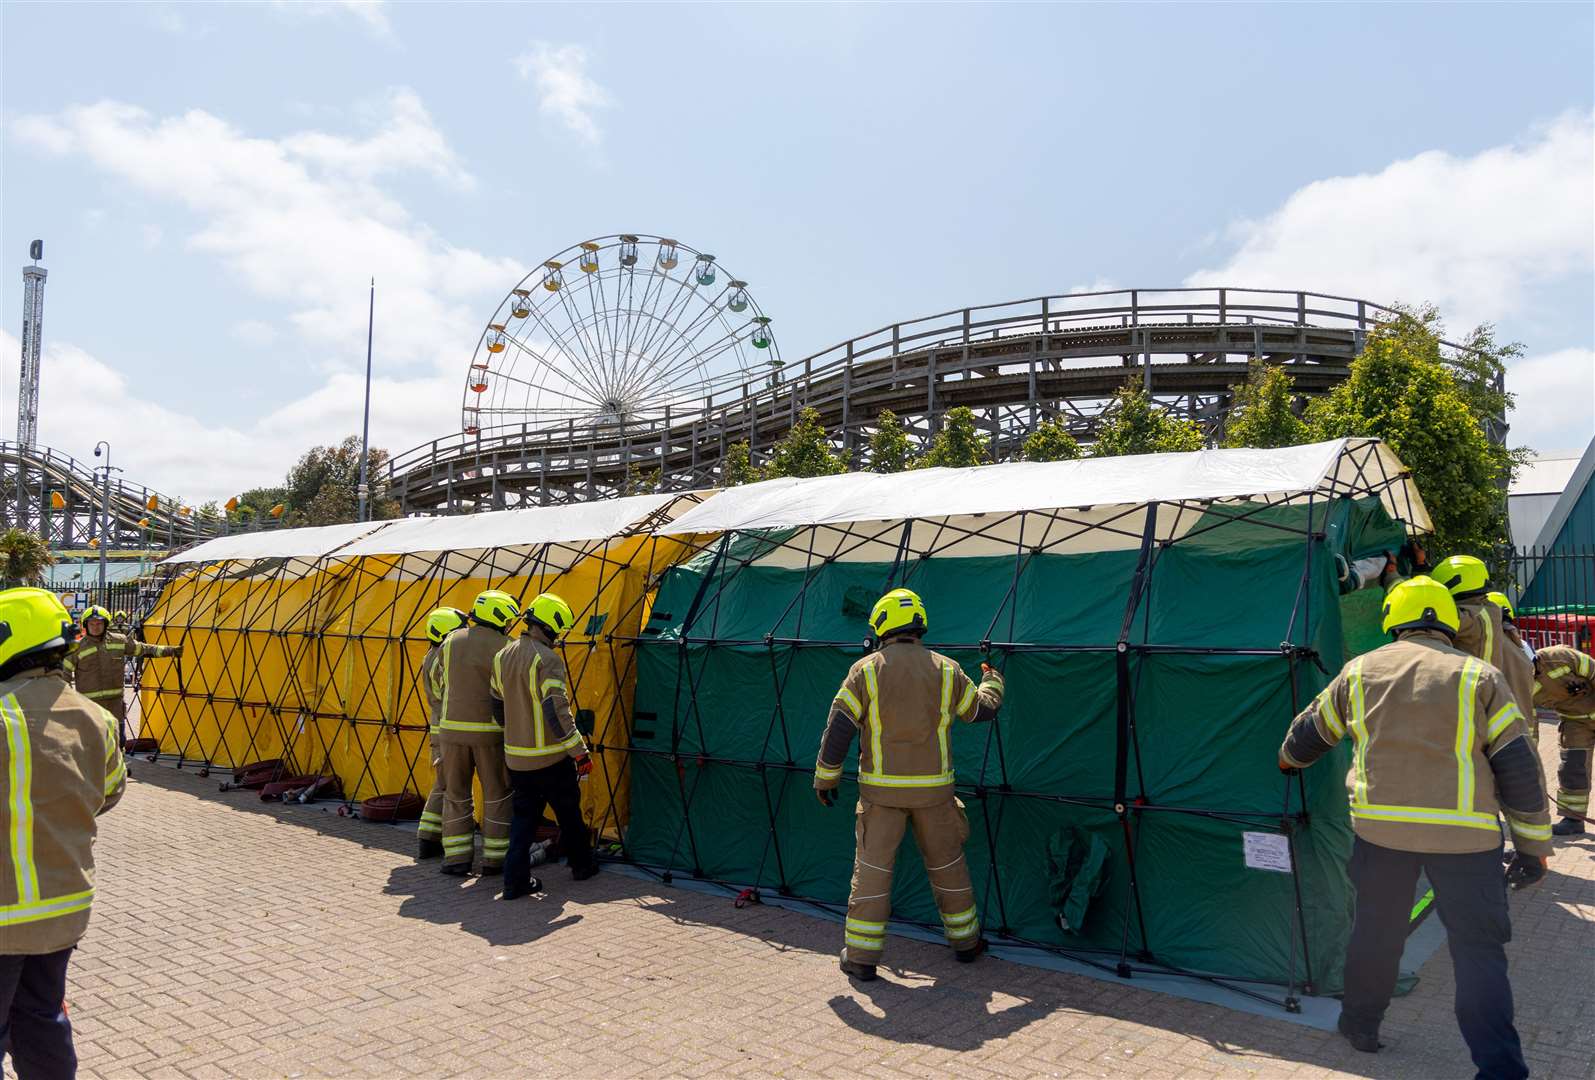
[32,732,1595,1078]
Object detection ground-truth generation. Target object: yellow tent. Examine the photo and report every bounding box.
[140,495,713,834]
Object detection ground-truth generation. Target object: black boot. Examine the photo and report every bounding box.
[417,837,443,860]
[440,862,471,877]
[478,863,503,876]
[955,938,989,964]
[1337,1014,1384,1053]
[500,877,542,900]
[1552,816,1585,836]
[571,861,601,882]
[839,949,877,982]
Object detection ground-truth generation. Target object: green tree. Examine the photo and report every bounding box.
[1223,361,1309,449]
[866,409,914,473]
[0,528,53,587]
[1020,417,1083,462]
[916,406,989,469]
[621,465,661,496]
[278,436,399,526]
[720,440,759,487]
[1306,318,1513,557]
[1092,382,1205,457]
[233,486,287,522]
[764,407,847,479]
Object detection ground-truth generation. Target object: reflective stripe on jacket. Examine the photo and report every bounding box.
[420,644,444,736]
[1280,630,1552,857]
[0,668,125,955]
[815,637,1003,808]
[434,625,508,745]
[491,635,585,771]
[1533,645,1595,721]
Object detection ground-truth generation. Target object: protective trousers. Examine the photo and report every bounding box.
[843,796,980,965]
[1,948,77,1080]
[1341,838,1526,1080]
[417,734,445,844]
[1556,719,1592,819]
[439,742,511,870]
[504,758,594,894]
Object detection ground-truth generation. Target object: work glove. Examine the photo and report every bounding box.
[1505,853,1547,890]
[815,787,836,808]
[573,753,593,780]
[1277,757,1300,775]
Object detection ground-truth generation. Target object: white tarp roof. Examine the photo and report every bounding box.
[660,439,1429,538]
[335,492,680,558]
[162,521,387,565]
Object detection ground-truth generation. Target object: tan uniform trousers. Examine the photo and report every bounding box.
[1558,719,1593,818]
[418,734,445,841]
[843,795,980,965]
[439,741,511,870]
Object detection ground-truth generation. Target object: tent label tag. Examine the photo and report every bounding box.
[1242,831,1292,873]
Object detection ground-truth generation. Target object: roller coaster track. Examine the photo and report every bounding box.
[389,287,1421,513]
[0,441,220,549]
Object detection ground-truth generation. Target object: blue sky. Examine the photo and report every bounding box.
[2,1,1591,502]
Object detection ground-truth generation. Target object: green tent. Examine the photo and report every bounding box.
[621,439,1429,1007]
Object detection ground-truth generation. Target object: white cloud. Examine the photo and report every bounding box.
[13,90,515,372]
[8,89,520,500]
[1187,112,1594,453]
[1186,111,1594,333]
[513,41,612,144]
[269,0,393,41]
[1,330,457,503]
[1505,347,1595,454]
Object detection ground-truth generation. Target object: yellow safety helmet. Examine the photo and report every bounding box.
[1432,555,1489,599]
[471,589,521,631]
[113,609,129,622]
[526,592,575,638]
[0,588,76,671]
[1486,590,1515,623]
[1381,576,1460,638]
[82,605,112,628]
[869,587,928,639]
[425,607,468,644]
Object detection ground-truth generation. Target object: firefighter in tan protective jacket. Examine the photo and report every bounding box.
[490,592,598,901]
[1432,559,1538,731]
[435,591,519,876]
[814,588,1005,981]
[1532,642,1595,836]
[415,607,467,861]
[65,604,180,746]
[1278,576,1550,1077]
[1,588,126,1078]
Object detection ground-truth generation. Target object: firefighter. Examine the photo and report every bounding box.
[110,610,129,633]
[813,588,1005,981]
[0,588,125,1079]
[491,592,598,901]
[415,607,467,860]
[1532,643,1595,836]
[1487,591,1539,746]
[435,590,519,876]
[1278,576,1550,1075]
[64,604,180,747]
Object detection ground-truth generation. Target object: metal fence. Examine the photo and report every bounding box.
[51,581,160,627]
[1502,545,1595,651]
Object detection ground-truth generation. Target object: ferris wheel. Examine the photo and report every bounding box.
[462,234,779,436]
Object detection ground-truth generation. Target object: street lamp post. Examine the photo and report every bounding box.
[93,441,111,589]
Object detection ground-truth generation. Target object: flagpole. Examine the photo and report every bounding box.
[357,278,374,523]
